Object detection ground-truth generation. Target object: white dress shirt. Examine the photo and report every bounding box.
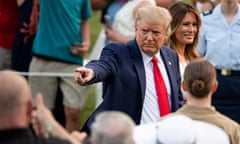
[140,51,171,124]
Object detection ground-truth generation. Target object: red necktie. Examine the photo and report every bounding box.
[152,56,170,116]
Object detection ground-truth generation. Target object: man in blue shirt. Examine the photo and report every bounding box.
[198,0,240,123]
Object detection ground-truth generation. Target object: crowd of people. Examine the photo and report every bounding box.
[0,0,240,143]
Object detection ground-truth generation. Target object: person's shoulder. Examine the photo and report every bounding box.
[216,111,240,128]
[103,41,130,55]
[105,41,127,50]
[106,39,136,49]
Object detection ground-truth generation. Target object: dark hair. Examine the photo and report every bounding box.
[183,59,216,98]
[168,2,201,61]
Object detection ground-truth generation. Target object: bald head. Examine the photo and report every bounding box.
[0,71,31,114]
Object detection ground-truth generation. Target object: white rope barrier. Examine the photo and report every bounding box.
[5,72,75,77]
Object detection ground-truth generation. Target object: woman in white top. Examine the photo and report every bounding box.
[167,2,201,99]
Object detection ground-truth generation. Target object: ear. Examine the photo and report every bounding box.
[182,81,188,92]
[211,81,218,94]
[26,100,33,117]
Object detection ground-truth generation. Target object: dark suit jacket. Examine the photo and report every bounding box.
[81,39,183,134]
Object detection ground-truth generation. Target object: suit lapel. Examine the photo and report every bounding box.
[160,47,174,80]
[160,47,175,109]
[128,40,146,102]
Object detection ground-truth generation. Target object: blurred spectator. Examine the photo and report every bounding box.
[29,0,92,132]
[197,0,240,124]
[105,0,156,43]
[103,0,128,44]
[11,0,37,74]
[16,0,66,127]
[101,0,128,25]
[0,0,20,70]
[0,70,71,144]
[90,111,135,144]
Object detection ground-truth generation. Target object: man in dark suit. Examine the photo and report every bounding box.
[75,5,183,134]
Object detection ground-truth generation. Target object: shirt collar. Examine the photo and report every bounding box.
[179,105,217,114]
[140,50,161,66]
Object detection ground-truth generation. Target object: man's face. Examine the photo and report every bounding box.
[135,21,167,56]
